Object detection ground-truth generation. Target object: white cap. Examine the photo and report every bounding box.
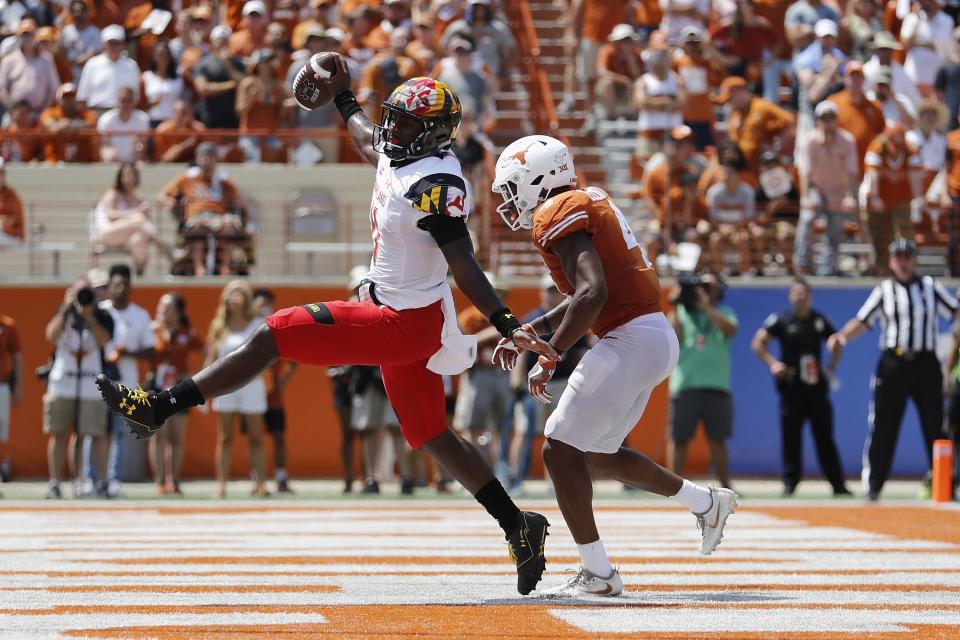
[324,26,346,42]
[814,100,839,118]
[608,23,639,42]
[243,0,267,16]
[814,19,838,38]
[210,25,232,41]
[680,25,703,41]
[101,24,125,43]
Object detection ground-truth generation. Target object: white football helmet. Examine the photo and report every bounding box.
[492,135,578,231]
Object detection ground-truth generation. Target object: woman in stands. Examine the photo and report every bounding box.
[206,280,269,498]
[92,163,169,275]
[149,292,204,496]
[142,40,184,129]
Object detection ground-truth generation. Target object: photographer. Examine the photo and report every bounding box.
[43,278,114,499]
[667,272,737,489]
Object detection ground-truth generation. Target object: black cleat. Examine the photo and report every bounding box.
[507,511,549,595]
[95,374,164,439]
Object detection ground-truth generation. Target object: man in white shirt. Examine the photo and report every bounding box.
[98,264,154,497]
[900,0,955,95]
[76,24,140,112]
[97,87,151,162]
[868,66,917,128]
[863,31,922,106]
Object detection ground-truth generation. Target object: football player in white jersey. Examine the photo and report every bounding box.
[96,68,558,595]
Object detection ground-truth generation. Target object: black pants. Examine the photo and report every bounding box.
[864,351,945,494]
[779,384,845,490]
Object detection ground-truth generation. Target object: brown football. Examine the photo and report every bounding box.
[291,52,349,111]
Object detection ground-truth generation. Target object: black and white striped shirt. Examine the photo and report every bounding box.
[856,276,959,352]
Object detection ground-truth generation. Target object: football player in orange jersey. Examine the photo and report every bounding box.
[491,135,738,597]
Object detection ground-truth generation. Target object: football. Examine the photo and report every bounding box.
[292,52,348,111]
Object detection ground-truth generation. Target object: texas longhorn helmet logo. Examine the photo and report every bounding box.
[507,142,540,167]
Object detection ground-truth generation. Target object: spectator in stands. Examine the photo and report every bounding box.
[900,0,955,98]
[193,25,244,130]
[99,264,154,498]
[61,0,102,81]
[862,124,923,270]
[158,142,246,276]
[170,7,212,67]
[142,40,184,128]
[828,61,886,166]
[92,163,166,275]
[237,49,285,163]
[352,364,415,494]
[97,86,150,162]
[908,100,949,183]
[784,0,840,54]
[634,41,685,162]
[0,159,24,247]
[206,280,268,498]
[706,0,778,78]
[864,31,921,107]
[868,66,917,129]
[0,312,20,497]
[667,271,738,489]
[659,0,709,45]
[88,0,122,30]
[230,0,269,61]
[76,25,140,113]
[436,36,494,128]
[3,99,43,162]
[406,19,439,73]
[843,0,883,63]
[795,19,846,141]
[124,0,177,70]
[643,126,707,245]
[265,22,292,80]
[367,0,412,51]
[149,292,203,495]
[718,76,794,172]
[154,98,205,162]
[252,288,298,493]
[43,278,114,499]
[675,26,716,149]
[451,107,492,189]
[705,160,760,275]
[935,28,960,131]
[358,28,418,117]
[441,0,515,83]
[0,19,59,115]
[40,87,79,145]
[38,27,72,84]
[595,23,643,122]
[342,6,376,77]
[559,0,625,114]
[291,0,335,51]
[796,100,860,276]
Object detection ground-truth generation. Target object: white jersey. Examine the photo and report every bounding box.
[366,150,470,310]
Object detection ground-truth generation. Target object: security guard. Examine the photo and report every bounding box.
[752,277,850,496]
[829,239,960,500]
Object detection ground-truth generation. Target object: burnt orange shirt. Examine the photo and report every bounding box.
[727,97,794,170]
[238,79,283,131]
[533,187,662,337]
[946,129,960,197]
[829,90,886,169]
[125,2,177,69]
[3,125,44,162]
[582,0,626,43]
[643,161,706,226]
[674,54,715,123]
[0,315,20,382]
[153,119,205,162]
[865,137,921,208]
[161,170,243,219]
[153,325,204,385]
[597,43,643,80]
[754,0,791,58]
[0,185,24,239]
[358,54,418,105]
[38,105,98,162]
[635,0,663,26]
[224,0,244,31]
[88,0,122,29]
[228,29,265,59]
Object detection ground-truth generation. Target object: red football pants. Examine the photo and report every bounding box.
[265,300,447,448]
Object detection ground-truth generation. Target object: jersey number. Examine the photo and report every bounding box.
[608,200,652,267]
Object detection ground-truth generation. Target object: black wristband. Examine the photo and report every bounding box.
[334,89,362,123]
[489,308,522,339]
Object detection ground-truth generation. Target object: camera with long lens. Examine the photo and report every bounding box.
[66,286,96,330]
[677,273,708,310]
[75,287,95,307]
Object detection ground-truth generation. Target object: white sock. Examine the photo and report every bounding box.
[670,479,713,514]
[275,468,288,483]
[577,539,614,578]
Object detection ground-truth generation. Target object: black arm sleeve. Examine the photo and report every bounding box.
[416,214,470,247]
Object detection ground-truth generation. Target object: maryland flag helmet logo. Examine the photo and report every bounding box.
[373,77,462,161]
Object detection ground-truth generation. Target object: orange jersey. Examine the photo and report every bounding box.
[532,187,662,338]
[153,325,204,387]
[865,137,921,208]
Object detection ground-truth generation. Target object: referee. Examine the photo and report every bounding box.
[828,239,960,500]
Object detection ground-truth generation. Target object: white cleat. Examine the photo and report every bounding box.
[695,486,738,555]
[541,566,623,597]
